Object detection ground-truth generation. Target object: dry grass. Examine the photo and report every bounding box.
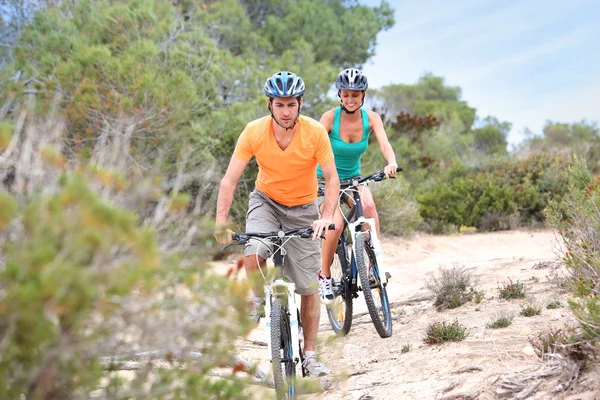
[425,265,477,310]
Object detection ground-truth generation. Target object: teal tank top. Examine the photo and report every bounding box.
[317,107,370,180]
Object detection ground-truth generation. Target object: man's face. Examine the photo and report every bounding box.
[268,97,302,129]
[340,90,364,112]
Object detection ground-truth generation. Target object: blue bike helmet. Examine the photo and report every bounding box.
[264,71,306,98]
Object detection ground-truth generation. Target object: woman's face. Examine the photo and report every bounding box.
[339,90,364,112]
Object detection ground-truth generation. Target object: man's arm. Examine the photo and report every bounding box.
[216,155,248,225]
[311,160,339,239]
[319,160,340,221]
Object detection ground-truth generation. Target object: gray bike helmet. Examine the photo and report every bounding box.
[263,71,306,98]
[335,68,368,91]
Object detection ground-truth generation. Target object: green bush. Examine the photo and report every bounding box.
[498,279,526,299]
[0,175,251,399]
[416,155,570,233]
[520,302,542,317]
[424,319,468,344]
[486,312,514,329]
[546,156,600,341]
[371,174,423,236]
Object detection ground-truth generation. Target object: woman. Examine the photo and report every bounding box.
[317,68,398,304]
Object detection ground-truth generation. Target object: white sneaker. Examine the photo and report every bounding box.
[303,354,330,376]
[248,297,264,325]
[318,274,334,305]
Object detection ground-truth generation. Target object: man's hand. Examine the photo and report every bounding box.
[384,163,398,178]
[312,218,332,240]
[214,222,234,244]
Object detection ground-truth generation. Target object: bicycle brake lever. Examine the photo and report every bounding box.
[223,242,237,250]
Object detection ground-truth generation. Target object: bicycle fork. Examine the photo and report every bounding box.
[348,216,390,286]
[264,279,302,368]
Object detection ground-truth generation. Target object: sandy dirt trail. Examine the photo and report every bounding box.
[216,230,600,400]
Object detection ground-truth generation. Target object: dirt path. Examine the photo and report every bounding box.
[218,230,600,399]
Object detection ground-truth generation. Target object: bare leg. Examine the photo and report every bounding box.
[244,254,267,296]
[359,185,380,236]
[300,292,320,352]
[319,204,345,277]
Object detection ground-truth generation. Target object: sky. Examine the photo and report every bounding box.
[360,0,600,146]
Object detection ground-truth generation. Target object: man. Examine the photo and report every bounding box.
[215,71,340,376]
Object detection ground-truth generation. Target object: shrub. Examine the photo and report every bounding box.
[416,155,570,233]
[520,302,542,317]
[371,174,423,237]
[498,278,526,299]
[546,300,563,309]
[546,156,600,341]
[0,175,252,399]
[424,319,468,344]
[425,265,476,310]
[474,290,485,304]
[486,312,514,329]
[401,343,411,353]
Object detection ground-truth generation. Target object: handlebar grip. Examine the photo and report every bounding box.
[396,166,403,172]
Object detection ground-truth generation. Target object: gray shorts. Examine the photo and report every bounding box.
[245,189,321,295]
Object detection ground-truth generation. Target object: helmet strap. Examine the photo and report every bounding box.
[338,90,365,114]
[268,98,302,131]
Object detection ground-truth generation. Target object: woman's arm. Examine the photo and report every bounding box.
[369,110,398,177]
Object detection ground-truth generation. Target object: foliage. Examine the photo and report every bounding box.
[498,278,526,300]
[374,73,475,134]
[473,290,485,304]
[416,155,570,233]
[547,300,563,309]
[368,173,422,236]
[486,312,514,329]
[0,82,251,397]
[518,120,600,173]
[425,265,476,310]
[423,319,467,345]
[546,156,600,341]
[527,327,599,362]
[471,116,511,156]
[0,172,251,398]
[520,301,542,317]
[241,0,395,69]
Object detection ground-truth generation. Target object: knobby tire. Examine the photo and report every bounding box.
[326,242,353,336]
[354,234,393,338]
[270,298,296,399]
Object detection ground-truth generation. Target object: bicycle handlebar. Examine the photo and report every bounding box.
[227,224,336,247]
[317,166,403,196]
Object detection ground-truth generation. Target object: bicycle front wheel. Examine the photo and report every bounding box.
[270,298,297,399]
[326,242,353,336]
[355,234,393,338]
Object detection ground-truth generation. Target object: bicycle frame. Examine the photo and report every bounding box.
[341,180,389,287]
[263,256,302,373]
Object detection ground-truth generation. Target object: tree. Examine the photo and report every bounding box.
[241,0,394,68]
[373,73,475,133]
[518,120,600,173]
[471,116,511,155]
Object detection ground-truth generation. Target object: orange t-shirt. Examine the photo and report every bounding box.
[233,115,334,206]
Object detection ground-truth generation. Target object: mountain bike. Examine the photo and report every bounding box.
[322,167,402,338]
[225,225,330,400]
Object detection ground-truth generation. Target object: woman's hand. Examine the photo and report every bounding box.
[384,163,398,178]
